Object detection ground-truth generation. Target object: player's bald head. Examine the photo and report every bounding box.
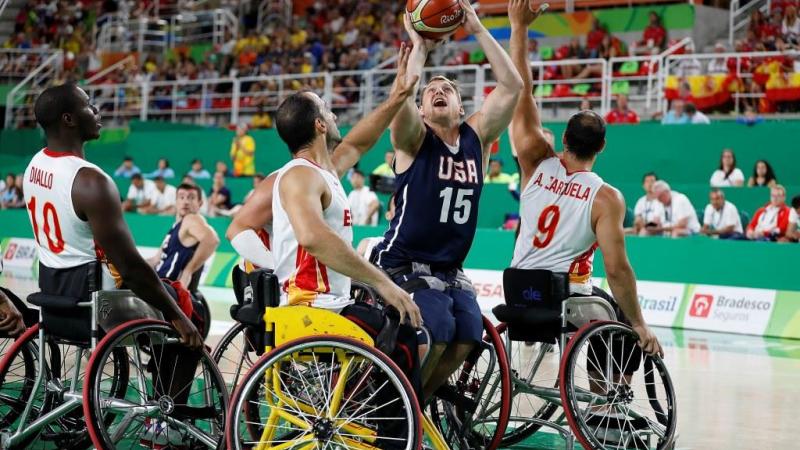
[563,110,606,161]
[34,83,85,131]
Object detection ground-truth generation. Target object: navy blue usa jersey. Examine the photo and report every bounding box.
[156,220,198,280]
[373,122,484,269]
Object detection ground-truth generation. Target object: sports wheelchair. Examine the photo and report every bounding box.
[215,267,513,450]
[454,268,678,450]
[0,289,228,449]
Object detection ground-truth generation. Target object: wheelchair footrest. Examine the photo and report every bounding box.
[434,384,478,414]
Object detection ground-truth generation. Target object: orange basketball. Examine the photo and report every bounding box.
[406,0,464,40]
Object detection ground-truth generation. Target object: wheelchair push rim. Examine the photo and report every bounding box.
[83,318,229,450]
[560,321,677,450]
[211,321,261,392]
[226,334,423,450]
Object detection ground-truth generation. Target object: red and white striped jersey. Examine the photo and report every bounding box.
[23,148,106,270]
[272,158,353,311]
[511,157,605,295]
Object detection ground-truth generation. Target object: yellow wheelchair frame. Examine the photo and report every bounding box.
[236,305,450,450]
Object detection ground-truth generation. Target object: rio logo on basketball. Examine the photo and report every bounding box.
[440,10,462,25]
[689,294,714,318]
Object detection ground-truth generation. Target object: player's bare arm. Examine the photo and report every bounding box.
[146,248,163,268]
[391,16,440,162]
[593,185,663,356]
[508,0,554,182]
[0,290,25,335]
[72,167,202,348]
[462,0,523,158]
[177,214,219,287]
[226,173,276,268]
[279,166,422,328]
[334,43,420,178]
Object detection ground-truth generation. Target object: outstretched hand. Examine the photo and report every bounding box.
[459,0,485,35]
[389,42,421,101]
[509,0,548,28]
[403,14,446,52]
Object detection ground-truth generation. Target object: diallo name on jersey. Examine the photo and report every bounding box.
[29,166,54,189]
[532,173,592,201]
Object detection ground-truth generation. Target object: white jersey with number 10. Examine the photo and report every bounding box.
[511,157,605,295]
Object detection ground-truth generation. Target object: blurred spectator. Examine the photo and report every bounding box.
[686,102,710,124]
[736,106,764,126]
[701,189,744,239]
[586,18,608,56]
[215,161,233,177]
[250,105,273,129]
[632,172,666,236]
[0,173,23,209]
[347,170,379,225]
[230,124,256,177]
[485,159,514,184]
[783,5,800,45]
[244,173,265,203]
[635,11,667,55]
[748,160,778,187]
[707,43,729,74]
[652,180,701,237]
[605,94,639,124]
[356,194,397,257]
[746,185,797,241]
[144,158,175,179]
[207,172,232,217]
[528,39,541,63]
[661,99,689,124]
[139,177,177,216]
[122,174,156,212]
[710,149,744,187]
[188,159,211,179]
[372,150,395,178]
[114,156,141,178]
[579,98,592,110]
[676,46,702,77]
[792,195,800,217]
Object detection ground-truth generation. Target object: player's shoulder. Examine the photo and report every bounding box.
[595,184,626,208]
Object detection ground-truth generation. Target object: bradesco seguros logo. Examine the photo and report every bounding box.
[683,286,776,334]
[689,294,713,318]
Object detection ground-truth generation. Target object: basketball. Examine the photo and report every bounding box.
[406,0,464,40]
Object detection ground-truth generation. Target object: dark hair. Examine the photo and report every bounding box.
[123,156,133,162]
[685,102,697,115]
[254,172,265,180]
[177,183,202,199]
[752,159,777,185]
[564,111,606,160]
[792,195,800,209]
[160,158,169,167]
[33,83,83,131]
[191,159,202,165]
[154,176,164,182]
[710,188,724,196]
[642,172,658,182]
[718,149,737,177]
[275,93,322,153]
[131,173,143,181]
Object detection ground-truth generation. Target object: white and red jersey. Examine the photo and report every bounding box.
[748,204,798,237]
[22,148,107,270]
[272,158,353,311]
[511,157,605,295]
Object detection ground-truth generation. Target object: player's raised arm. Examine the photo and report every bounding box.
[462,0,523,154]
[226,173,276,268]
[594,185,663,356]
[333,43,420,178]
[509,0,554,177]
[389,16,438,157]
[73,168,202,348]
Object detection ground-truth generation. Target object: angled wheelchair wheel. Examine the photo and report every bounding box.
[494,322,561,446]
[226,335,423,450]
[195,291,212,340]
[428,316,511,450]
[0,326,43,446]
[560,321,677,450]
[83,319,228,450]
[211,322,261,392]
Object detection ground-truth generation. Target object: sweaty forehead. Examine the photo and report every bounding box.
[424,80,456,94]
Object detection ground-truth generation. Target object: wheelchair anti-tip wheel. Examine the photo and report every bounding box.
[226,335,423,450]
[83,319,228,450]
[211,321,260,391]
[494,322,561,446]
[560,321,677,450]
[427,316,511,450]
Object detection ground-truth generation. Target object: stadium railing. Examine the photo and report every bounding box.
[0,49,59,83]
[95,8,237,53]
[729,0,771,46]
[3,50,62,128]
